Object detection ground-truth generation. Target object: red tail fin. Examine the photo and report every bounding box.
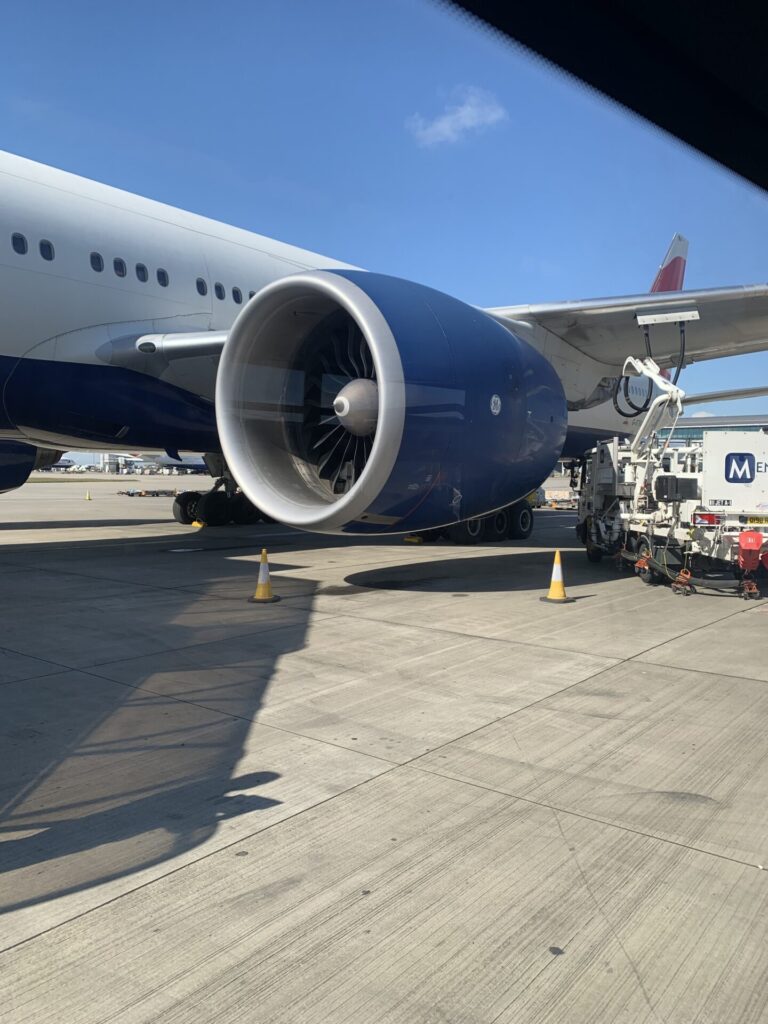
[650,233,688,293]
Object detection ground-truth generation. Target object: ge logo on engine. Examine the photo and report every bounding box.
[490,394,502,416]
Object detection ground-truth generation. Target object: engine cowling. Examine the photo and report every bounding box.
[216,270,566,534]
[0,443,61,493]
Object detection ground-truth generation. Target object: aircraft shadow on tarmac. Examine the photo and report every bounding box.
[0,516,585,921]
[0,529,319,920]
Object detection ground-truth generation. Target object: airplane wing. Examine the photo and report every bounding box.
[487,283,768,372]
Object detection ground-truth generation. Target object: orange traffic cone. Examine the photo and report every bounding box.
[248,548,281,604]
[540,549,574,603]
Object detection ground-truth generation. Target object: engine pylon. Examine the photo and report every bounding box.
[540,549,574,604]
[248,548,281,604]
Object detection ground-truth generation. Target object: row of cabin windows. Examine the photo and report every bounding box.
[10,232,170,286]
[197,278,256,304]
[12,232,54,260]
[11,232,254,301]
[89,251,168,287]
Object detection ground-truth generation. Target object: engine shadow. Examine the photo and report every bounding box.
[343,549,616,595]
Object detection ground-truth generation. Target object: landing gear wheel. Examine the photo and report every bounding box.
[585,545,604,563]
[483,509,510,542]
[507,502,534,540]
[172,491,200,525]
[419,528,442,543]
[447,518,484,545]
[195,490,231,527]
[635,536,661,585]
[230,493,262,525]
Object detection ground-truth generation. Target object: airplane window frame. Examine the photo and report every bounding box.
[113,257,127,278]
[196,277,208,296]
[214,282,225,301]
[157,268,169,288]
[136,262,149,283]
[90,251,104,272]
[232,286,242,305]
[11,233,28,255]
[39,239,55,261]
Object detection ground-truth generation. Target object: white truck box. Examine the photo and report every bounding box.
[701,430,768,517]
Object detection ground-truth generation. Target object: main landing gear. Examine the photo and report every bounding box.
[421,500,536,545]
[171,454,270,527]
[172,487,268,527]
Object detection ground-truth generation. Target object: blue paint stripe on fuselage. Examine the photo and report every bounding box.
[0,353,219,452]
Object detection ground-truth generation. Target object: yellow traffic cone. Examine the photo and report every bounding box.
[248,548,281,604]
[85,490,92,501]
[540,549,574,603]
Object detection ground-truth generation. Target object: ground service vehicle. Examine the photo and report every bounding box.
[577,426,768,597]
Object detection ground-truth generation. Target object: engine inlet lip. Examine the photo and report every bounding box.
[217,270,406,531]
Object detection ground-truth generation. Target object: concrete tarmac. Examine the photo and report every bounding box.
[2,482,768,1023]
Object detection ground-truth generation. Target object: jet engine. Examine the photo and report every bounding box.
[216,270,566,534]
[0,443,62,493]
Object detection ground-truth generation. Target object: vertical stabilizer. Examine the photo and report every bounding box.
[650,233,688,292]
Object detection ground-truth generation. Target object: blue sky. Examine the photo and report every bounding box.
[2,0,768,413]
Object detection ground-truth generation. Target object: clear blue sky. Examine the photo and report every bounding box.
[3,0,768,414]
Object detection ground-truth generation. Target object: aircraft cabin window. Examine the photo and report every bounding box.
[11,233,28,255]
[157,268,169,287]
[90,251,104,272]
[232,287,242,304]
[196,277,208,296]
[136,263,148,283]
[214,282,225,300]
[114,257,127,277]
[248,290,256,299]
[39,239,55,261]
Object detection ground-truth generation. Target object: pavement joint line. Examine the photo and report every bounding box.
[411,763,762,871]
[294,589,759,663]
[78,663,402,768]
[0,757,407,958]
[81,613,338,671]
[0,610,334,677]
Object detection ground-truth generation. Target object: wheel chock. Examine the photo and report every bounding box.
[540,549,575,603]
[403,534,424,544]
[248,548,281,604]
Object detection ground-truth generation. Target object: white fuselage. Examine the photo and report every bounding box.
[0,150,636,453]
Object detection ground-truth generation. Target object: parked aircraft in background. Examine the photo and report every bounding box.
[2,151,768,533]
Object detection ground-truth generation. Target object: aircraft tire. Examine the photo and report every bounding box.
[196,490,231,527]
[507,502,534,540]
[172,491,200,525]
[447,518,484,544]
[230,493,262,525]
[483,509,510,542]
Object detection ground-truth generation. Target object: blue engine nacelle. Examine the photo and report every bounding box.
[216,270,566,534]
[0,441,43,493]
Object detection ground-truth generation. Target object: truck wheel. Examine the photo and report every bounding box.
[483,509,510,542]
[447,518,484,544]
[636,536,660,585]
[172,491,200,525]
[507,502,534,540]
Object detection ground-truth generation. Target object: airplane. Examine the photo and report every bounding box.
[2,150,768,537]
